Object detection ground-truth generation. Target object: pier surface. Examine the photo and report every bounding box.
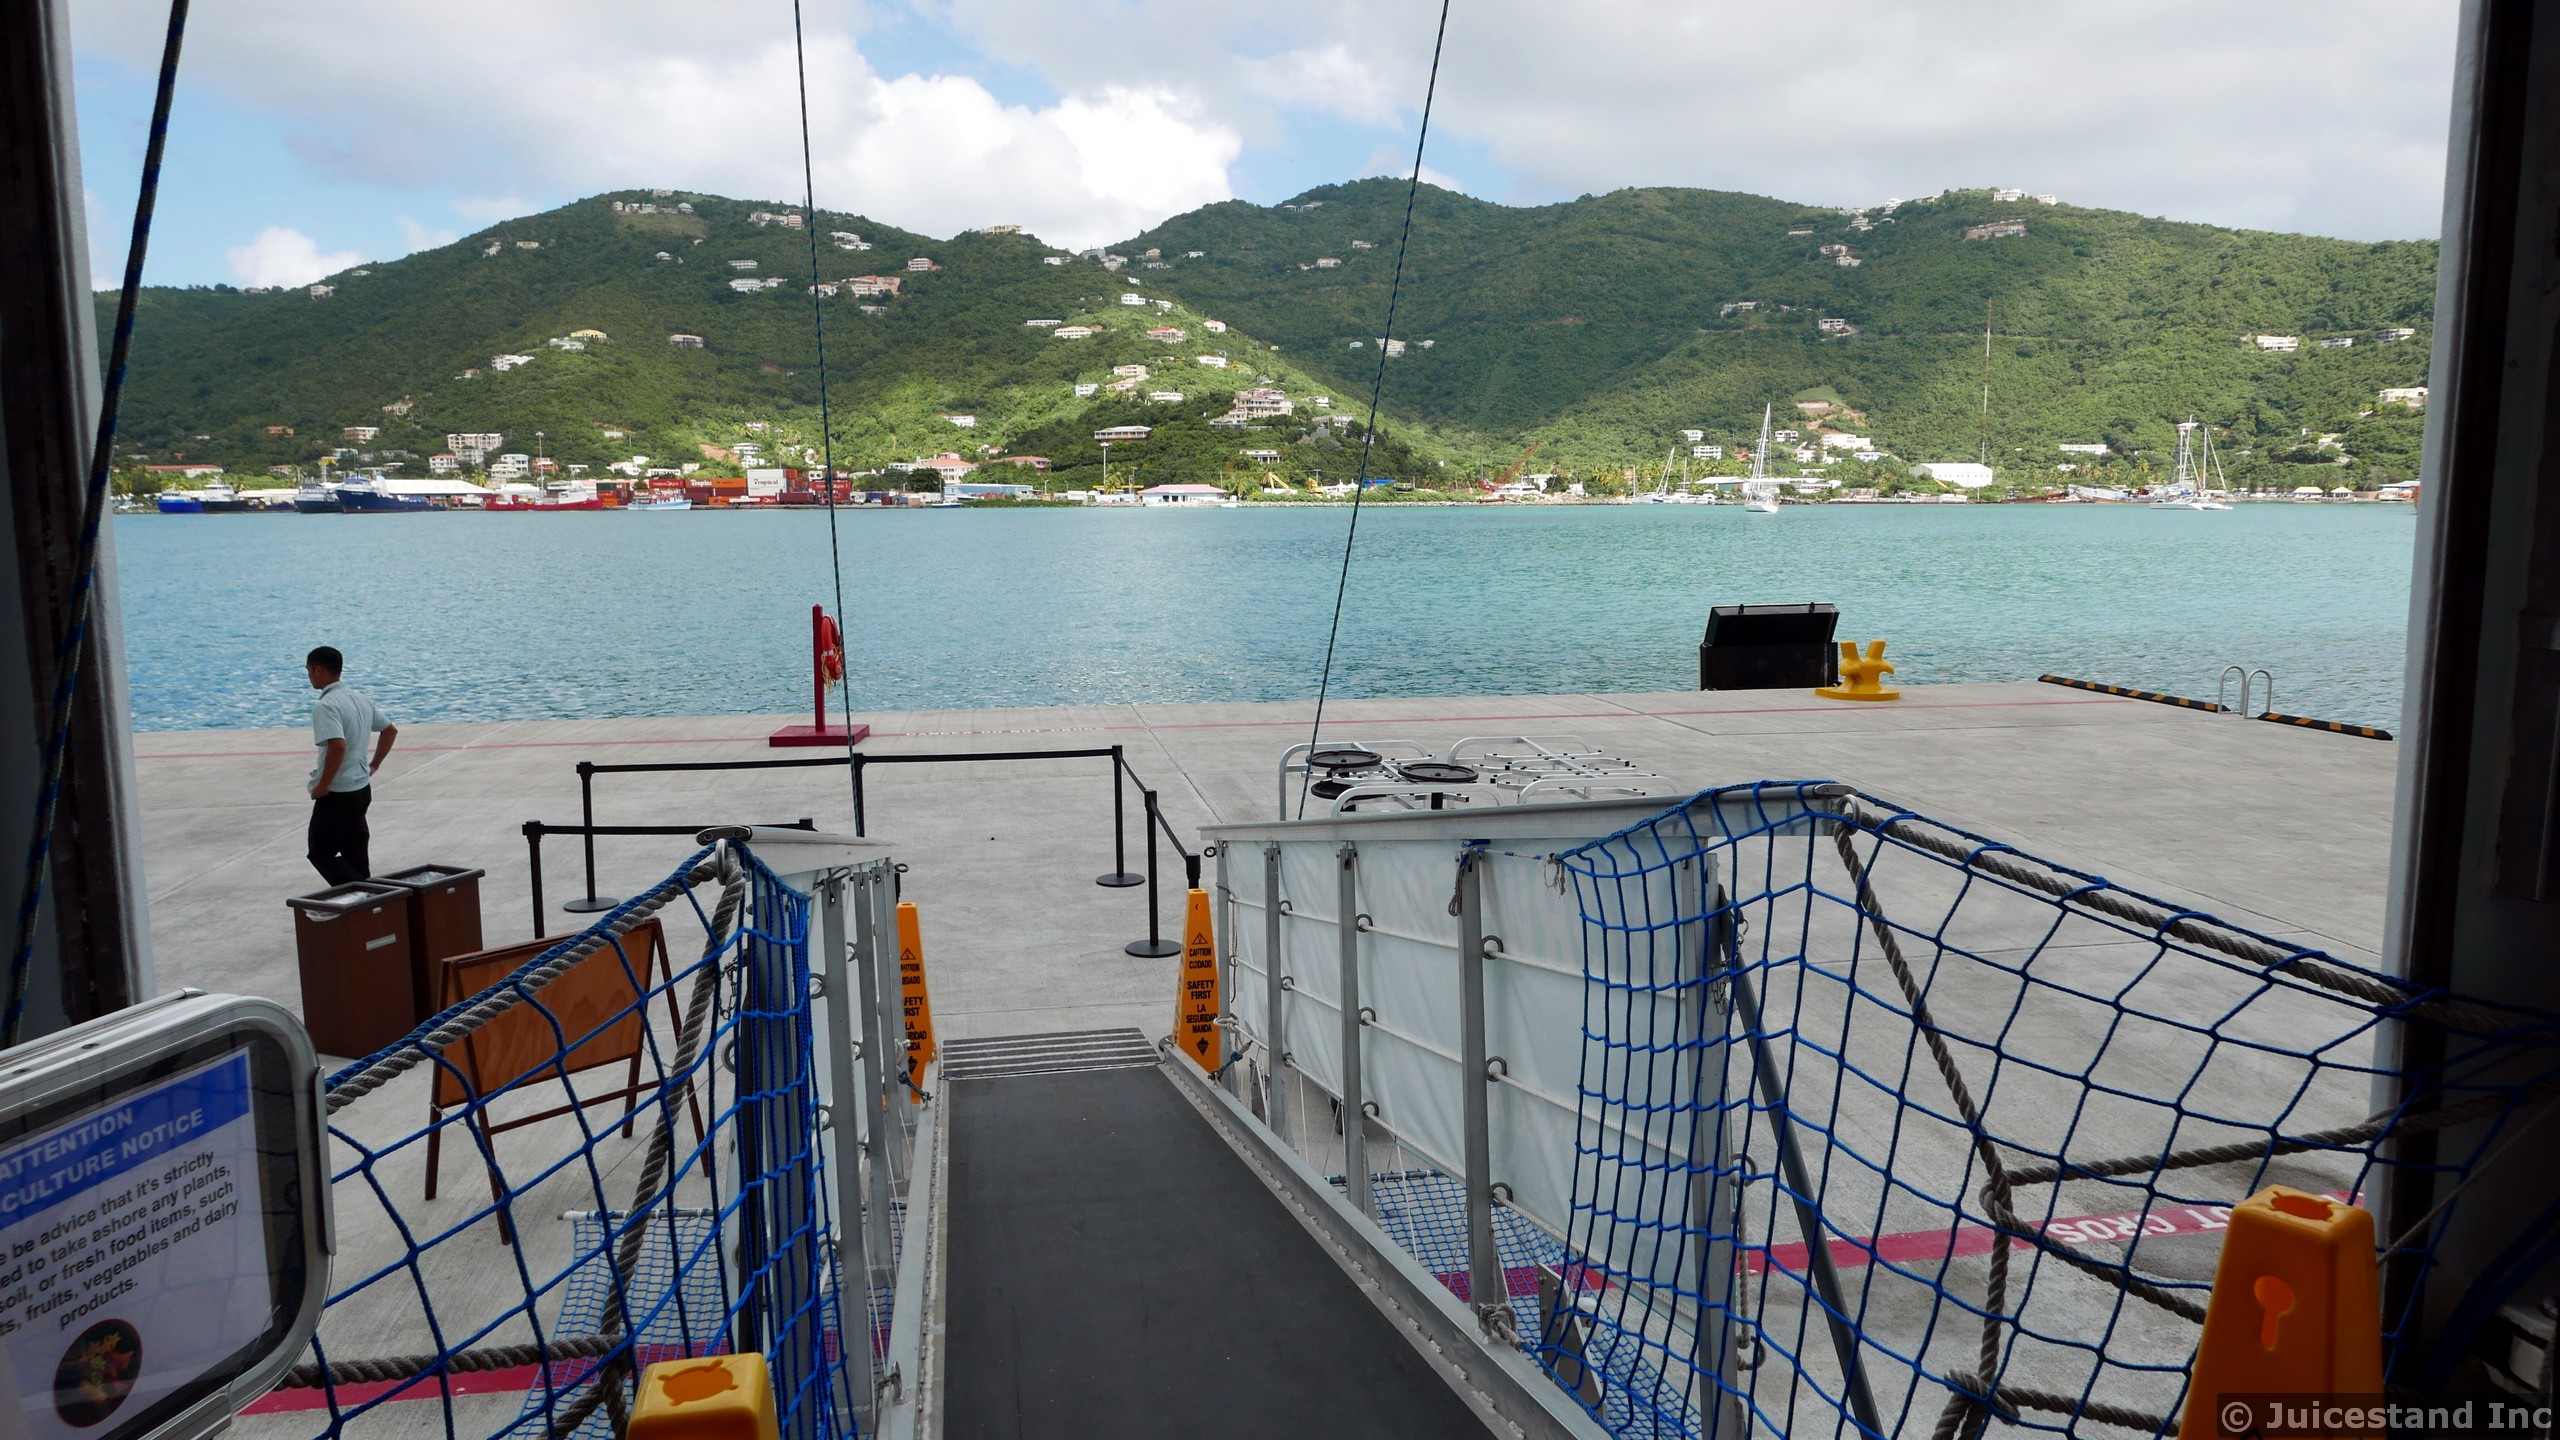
[132,680,2397,1053]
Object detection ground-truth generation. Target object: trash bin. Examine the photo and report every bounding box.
[1699,602,1840,690]
[285,880,417,1058]
[376,863,486,1023]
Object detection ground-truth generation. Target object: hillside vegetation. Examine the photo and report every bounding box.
[108,181,2438,492]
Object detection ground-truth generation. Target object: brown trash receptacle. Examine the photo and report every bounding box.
[376,863,486,1023]
[286,880,416,1059]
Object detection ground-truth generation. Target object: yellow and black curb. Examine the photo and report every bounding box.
[2039,675,2393,740]
[2037,674,2225,712]
[2258,712,2394,741]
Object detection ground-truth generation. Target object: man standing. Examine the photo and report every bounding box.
[305,646,397,884]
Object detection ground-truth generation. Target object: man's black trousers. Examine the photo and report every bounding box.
[308,786,373,884]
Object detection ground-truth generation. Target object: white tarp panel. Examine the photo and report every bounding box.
[1214,817,1725,1269]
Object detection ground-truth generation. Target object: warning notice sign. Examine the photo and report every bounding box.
[895,902,937,1079]
[1176,888,1222,1071]
[0,1053,272,1438]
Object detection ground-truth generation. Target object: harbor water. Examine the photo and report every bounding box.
[113,502,2419,732]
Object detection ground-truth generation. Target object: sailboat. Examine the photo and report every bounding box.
[1742,404,1782,513]
[2151,418,2234,510]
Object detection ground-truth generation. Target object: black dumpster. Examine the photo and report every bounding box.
[1699,602,1840,690]
[376,863,487,1024]
[285,880,417,1058]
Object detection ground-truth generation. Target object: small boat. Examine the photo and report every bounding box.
[1742,403,1782,513]
[154,491,204,514]
[631,498,691,511]
[2150,418,2234,510]
[292,481,339,513]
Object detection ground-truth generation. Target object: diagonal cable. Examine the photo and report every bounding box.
[1298,0,1453,817]
[788,0,866,817]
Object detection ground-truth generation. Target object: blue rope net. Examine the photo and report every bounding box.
[273,845,863,1438]
[1484,782,2560,1440]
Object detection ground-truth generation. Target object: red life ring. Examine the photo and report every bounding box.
[816,613,844,682]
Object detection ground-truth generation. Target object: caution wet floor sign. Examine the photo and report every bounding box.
[1176,888,1221,1071]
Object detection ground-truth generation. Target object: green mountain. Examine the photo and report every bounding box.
[104,192,1445,494]
[106,181,2438,493]
[1125,179,2438,484]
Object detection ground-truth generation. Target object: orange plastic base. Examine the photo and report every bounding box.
[629,1353,778,1440]
[2180,1187,2382,1440]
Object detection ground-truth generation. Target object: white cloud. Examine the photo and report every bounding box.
[224,226,362,288]
[72,0,1241,252]
[934,0,2464,241]
[395,216,460,252]
[73,0,2464,246]
[1360,145,1462,196]
[448,196,528,224]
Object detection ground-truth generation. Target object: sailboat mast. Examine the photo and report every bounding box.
[1980,299,1993,467]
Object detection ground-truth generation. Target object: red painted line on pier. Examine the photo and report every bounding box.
[1433,1192,2354,1311]
[135,696,2131,760]
[1744,1191,2351,1280]
[136,735,771,760]
[242,1362,553,1413]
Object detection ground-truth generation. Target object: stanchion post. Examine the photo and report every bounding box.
[813,874,877,1431]
[850,870,896,1287]
[851,753,867,837]
[1126,789,1181,958]
[1338,842,1371,1218]
[1456,849,1501,1335]
[1263,843,1287,1138]
[524,822,546,939]
[562,761,619,914]
[1097,747,1141,887]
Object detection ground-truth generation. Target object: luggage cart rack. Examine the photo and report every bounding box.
[1277,736,1674,817]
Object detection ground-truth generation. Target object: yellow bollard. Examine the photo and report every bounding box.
[896,901,938,1082]
[1175,888,1222,1071]
[628,1353,778,1440]
[1815,640,1901,701]
[2180,1187,2383,1440]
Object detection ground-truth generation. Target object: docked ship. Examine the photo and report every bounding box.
[335,476,496,512]
[154,481,250,513]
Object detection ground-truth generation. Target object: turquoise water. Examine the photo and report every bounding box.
[111,504,2418,732]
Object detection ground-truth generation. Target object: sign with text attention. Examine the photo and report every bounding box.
[0,1055,270,1437]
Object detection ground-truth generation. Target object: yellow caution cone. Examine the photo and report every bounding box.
[629,1353,778,1440]
[896,901,938,1083]
[2180,1187,2383,1440]
[1176,887,1222,1071]
[1816,640,1901,701]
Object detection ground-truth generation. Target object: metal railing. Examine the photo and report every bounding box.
[543,745,1201,956]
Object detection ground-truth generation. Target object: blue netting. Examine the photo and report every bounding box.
[272,846,863,1439]
[1482,783,2560,1440]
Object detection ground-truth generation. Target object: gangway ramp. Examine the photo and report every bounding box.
[940,1037,1492,1439]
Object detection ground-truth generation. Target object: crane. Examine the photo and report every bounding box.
[1482,440,1542,494]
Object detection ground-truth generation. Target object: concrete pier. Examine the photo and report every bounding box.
[144,679,2403,1436]
[133,680,2398,1055]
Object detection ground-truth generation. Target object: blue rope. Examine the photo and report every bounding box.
[5,0,192,1043]
[1297,0,1451,817]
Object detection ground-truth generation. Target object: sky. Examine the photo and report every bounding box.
[70,0,2464,291]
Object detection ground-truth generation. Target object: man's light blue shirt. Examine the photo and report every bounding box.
[310,681,390,791]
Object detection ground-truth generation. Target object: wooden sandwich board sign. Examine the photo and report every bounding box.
[1176,888,1221,1071]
